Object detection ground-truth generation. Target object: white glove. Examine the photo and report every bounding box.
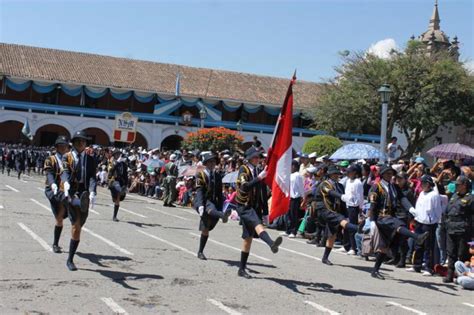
[63,182,70,198]
[341,194,348,203]
[51,183,58,195]
[409,207,416,216]
[258,168,268,180]
[198,206,204,217]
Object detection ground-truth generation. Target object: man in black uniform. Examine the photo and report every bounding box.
[314,165,358,265]
[443,176,473,283]
[368,165,429,279]
[61,130,97,271]
[108,148,129,222]
[15,145,26,180]
[44,136,70,253]
[193,153,232,260]
[6,146,14,176]
[235,147,282,279]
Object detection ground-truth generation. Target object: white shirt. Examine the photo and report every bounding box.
[410,189,443,225]
[343,178,364,208]
[290,172,305,199]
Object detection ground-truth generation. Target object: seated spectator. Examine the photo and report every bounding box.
[453,242,474,290]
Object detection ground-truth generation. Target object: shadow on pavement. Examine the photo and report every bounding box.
[395,279,459,296]
[76,252,132,268]
[81,268,164,290]
[125,221,162,228]
[211,258,277,275]
[258,277,399,297]
[336,264,392,273]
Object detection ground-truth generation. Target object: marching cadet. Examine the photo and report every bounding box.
[193,153,232,260]
[108,148,129,222]
[61,130,97,271]
[443,176,473,283]
[163,154,178,207]
[368,165,429,280]
[44,136,70,253]
[14,145,26,180]
[314,165,359,265]
[235,147,282,279]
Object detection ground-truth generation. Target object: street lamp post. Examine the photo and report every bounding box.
[378,84,392,162]
[199,107,207,129]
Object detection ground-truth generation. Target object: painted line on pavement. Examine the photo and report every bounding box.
[0,205,4,209]
[103,204,147,218]
[255,239,321,261]
[145,206,190,221]
[31,198,99,215]
[387,302,427,315]
[304,301,340,315]
[100,297,128,314]
[20,179,28,183]
[138,230,195,255]
[5,185,19,192]
[30,198,51,212]
[189,233,271,262]
[82,227,133,256]
[36,187,43,191]
[463,302,474,308]
[207,299,242,315]
[17,222,52,252]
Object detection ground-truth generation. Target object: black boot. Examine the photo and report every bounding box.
[197,234,208,260]
[67,239,80,271]
[113,204,119,222]
[442,269,454,283]
[238,251,251,279]
[322,247,333,265]
[371,252,386,280]
[52,225,63,253]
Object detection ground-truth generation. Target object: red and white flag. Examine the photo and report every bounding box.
[265,72,295,223]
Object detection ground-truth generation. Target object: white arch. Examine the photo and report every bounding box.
[0,112,27,124]
[161,126,190,140]
[31,117,75,137]
[73,119,113,142]
[136,125,152,148]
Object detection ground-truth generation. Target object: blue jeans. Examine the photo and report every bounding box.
[355,233,363,255]
[455,261,474,290]
[436,223,447,264]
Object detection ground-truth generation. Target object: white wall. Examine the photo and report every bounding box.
[1,109,324,151]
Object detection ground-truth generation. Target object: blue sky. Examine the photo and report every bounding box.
[1,0,472,82]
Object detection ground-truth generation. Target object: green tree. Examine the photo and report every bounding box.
[302,135,343,156]
[309,42,474,157]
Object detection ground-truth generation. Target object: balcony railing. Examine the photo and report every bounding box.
[0,99,380,143]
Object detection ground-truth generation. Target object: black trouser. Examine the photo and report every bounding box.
[412,222,437,272]
[446,232,470,273]
[343,206,359,251]
[286,197,301,235]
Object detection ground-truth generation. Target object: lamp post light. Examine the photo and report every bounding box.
[182,110,192,126]
[199,107,207,129]
[377,83,392,162]
[236,120,243,133]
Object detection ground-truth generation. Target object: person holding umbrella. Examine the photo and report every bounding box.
[193,153,232,260]
[43,135,70,253]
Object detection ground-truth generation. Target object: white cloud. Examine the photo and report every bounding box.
[464,60,474,74]
[367,38,398,59]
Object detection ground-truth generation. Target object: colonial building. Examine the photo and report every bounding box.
[413,0,460,59]
[394,1,473,155]
[0,43,378,150]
